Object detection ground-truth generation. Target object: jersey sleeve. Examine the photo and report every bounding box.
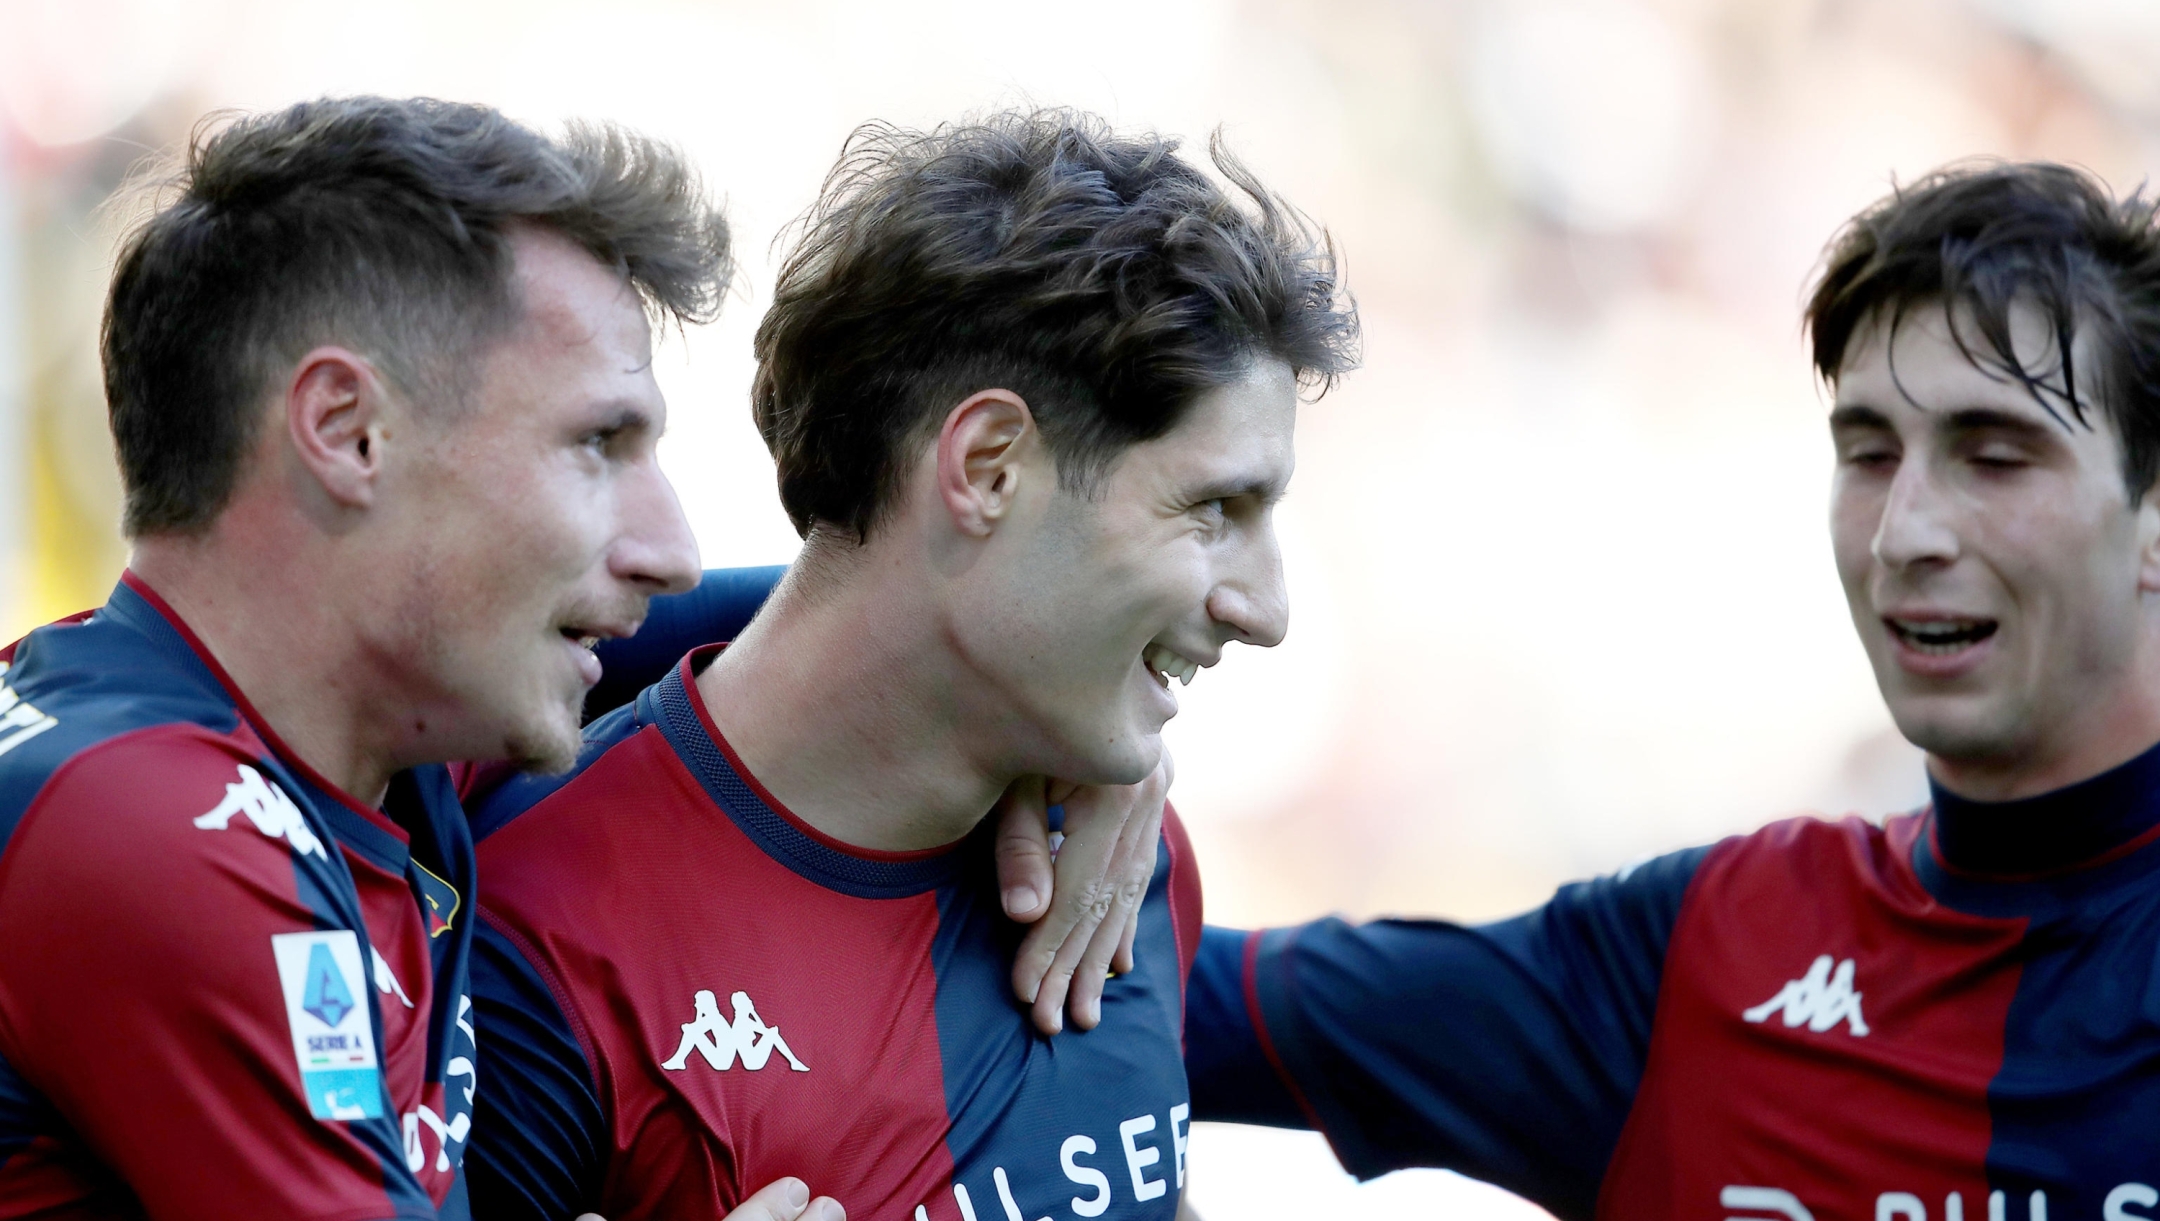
[464,914,606,1221]
[1184,844,1711,1220]
[584,566,785,721]
[0,726,439,1221]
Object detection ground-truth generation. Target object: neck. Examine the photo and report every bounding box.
[695,548,1012,853]
[131,516,400,807]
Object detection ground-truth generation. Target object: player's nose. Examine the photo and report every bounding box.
[1209,528,1289,648]
[613,459,702,596]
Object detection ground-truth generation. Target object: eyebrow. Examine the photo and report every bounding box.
[1828,403,2063,442]
[1192,475,1290,504]
[585,403,660,438]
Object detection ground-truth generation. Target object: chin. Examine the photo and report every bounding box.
[1887,698,2031,775]
[503,699,585,776]
[1071,731,1161,788]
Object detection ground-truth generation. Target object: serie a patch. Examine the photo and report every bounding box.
[271,930,385,1121]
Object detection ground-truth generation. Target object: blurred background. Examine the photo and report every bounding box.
[5,0,2158,1214]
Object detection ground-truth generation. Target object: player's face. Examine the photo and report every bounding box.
[377,228,701,772]
[958,360,1296,784]
[1829,302,2160,795]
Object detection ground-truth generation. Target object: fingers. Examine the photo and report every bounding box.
[993,777,1053,924]
[1059,774,1166,1030]
[1111,904,1140,977]
[722,1178,847,1221]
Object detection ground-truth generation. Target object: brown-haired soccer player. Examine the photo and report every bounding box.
[1183,163,2160,1220]
[463,109,1357,1221]
[0,97,828,1221]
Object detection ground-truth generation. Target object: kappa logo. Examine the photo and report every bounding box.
[1743,954,1870,1036]
[194,764,329,861]
[661,989,809,1073]
[0,663,58,759]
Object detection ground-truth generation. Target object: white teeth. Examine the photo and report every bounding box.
[576,635,599,651]
[1143,644,1201,688]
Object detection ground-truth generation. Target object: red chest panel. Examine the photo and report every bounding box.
[1600,816,2028,1220]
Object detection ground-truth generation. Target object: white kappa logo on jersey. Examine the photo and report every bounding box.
[1742,954,1870,1036]
[0,662,59,759]
[194,764,329,860]
[661,989,809,1073]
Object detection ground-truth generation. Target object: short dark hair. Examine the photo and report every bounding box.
[103,95,732,536]
[751,108,1359,542]
[1806,161,2160,499]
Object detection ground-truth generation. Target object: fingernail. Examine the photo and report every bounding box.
[1004,886,1039,914]
[786,1179,809,1210]
[820,1201,847,1221]
[1089,999,1102,1026]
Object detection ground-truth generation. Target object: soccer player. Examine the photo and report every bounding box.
[1181,163,2160,1219]
[462,109,1358,1221]
[0,97,764,1220]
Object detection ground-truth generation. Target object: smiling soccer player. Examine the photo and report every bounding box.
[462,110,1357,1221]
[1182,163,2160,1220]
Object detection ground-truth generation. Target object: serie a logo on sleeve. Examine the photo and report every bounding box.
[270,930,385,1120]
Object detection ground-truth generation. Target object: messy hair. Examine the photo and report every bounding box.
[752,107,1360,542]
[103,95,733,535]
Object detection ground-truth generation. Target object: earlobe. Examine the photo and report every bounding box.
[285,346,387,511]
[935,390,1035,537]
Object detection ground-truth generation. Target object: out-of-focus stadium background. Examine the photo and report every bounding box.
[5,0,2159,1214]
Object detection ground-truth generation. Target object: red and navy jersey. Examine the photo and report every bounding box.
[1188,740,2160,1221]
[0,575,479,1221]
[465,648,1204,1221]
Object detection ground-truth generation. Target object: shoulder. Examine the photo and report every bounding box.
[0,720,315,898]
[1160,803,1203,983]
[1685,811,1919,902]
[470,699,667,843]
[0,609,244,840]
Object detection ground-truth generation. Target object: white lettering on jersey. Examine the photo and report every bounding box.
[1061,1135,1112,1218]
[926,1103,1191,1221]
[1118,1114,1166,1201]
[194,764,328,860]
[0,664,58,758]
[2107,1184,2157,1221]
[1723,1185,1815,1221]
[1879,1193,1925,1221]
[660,989,808,1072]
[1742,954,1870,1036]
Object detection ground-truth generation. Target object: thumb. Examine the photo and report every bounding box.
[719,1178,847,1221]
[994,776,1054,922]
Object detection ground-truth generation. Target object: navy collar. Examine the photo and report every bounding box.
[644,648,965,899]
[1928,736,2160,879]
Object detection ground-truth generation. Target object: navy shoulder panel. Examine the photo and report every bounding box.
[464,914,605,1221]
[0,601,240,842]
[469,695,652,843]
[584,566,783,722]
[1235,843,1711,1221]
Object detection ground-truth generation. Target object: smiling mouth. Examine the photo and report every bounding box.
[1142,643,1199,688]
[1886,617,1997,655]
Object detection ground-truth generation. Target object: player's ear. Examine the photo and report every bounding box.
[2137,481,2160,595]
[934,389,1037,537]
[284,345,391,511]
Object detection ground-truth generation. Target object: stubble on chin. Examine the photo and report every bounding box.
[503,696,586,776]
